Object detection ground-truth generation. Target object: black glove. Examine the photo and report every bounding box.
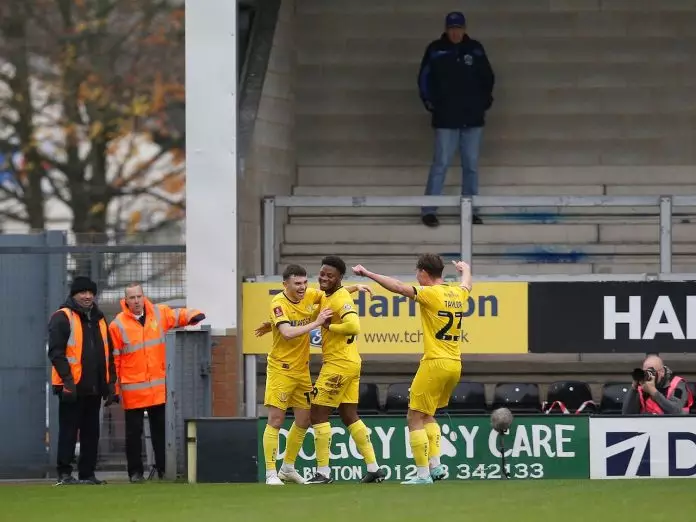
[104,383,120,407]
[104,393,120,407]
[188,313,206,325]
[61,381,77,403]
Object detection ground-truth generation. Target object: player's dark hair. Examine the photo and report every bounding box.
[416,253,445,278]
[321,255,346,276]
[282,264,307,280]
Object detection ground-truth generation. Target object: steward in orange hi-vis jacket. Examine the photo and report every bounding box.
[108,282,205,482]
[48,276,118,486]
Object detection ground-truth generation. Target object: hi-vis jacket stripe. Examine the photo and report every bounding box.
[109,298,203,409]
[110,305,164,357]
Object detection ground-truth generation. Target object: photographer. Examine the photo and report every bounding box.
[622,355,693,415]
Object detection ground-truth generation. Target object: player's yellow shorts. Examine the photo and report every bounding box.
[312,360,361,408]
[408,358,462,416]
[264,369,313,411]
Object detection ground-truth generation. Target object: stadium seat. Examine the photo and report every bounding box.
[385,383,410,414]
[445,381,488,414]
[358,383,381,415]
[686,381,696,414]
[600,382,631,414]
[492,383,542,414]
[545,380,597,414]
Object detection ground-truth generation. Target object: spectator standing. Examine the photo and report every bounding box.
[48,276,118,485]
[109,282,205,482]
[418,11,495,227]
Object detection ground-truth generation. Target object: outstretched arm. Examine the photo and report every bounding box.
[351,264,415,299]
[452,260,473,292]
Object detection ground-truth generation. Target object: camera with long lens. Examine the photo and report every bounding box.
[632,367,657,383]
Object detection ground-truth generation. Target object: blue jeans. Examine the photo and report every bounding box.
[422,127,483,216]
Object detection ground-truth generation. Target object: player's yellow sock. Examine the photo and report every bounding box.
[263,425,280,474]
[425,422,441,467]
[313,422,332,476]
[409,428,430,479]
[283,422,307,468]
[347,420,379,472]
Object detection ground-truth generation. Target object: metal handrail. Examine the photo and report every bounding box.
[263,195,696,276]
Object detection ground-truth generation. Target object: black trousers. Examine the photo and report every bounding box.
[57,395,102,478]
[125,403,166,477]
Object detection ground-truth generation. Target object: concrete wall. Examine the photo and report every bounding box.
[238,0,297,276]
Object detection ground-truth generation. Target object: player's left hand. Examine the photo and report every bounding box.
[355,284,373,297]
[352,264,367,276]
[255,322,272,337]
[643,374,658,396]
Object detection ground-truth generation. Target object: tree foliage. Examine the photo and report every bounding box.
[0,0,185,240]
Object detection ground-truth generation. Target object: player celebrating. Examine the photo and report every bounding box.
[260,264,332,486]
[258,264,372,486]
[352,254,471,485]
[305,255,387,485]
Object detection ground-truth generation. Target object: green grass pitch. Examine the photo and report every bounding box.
[1,479,691,522]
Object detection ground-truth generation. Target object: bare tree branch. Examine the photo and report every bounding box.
[114,146,168,187]
[0,205,29,222]
[0,181,25,202]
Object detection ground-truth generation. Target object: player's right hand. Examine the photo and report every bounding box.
[452,260,471,273]
[254,322,272,337]
[352,264,367,276]
[316,308,333,324]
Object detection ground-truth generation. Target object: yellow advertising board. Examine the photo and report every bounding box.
[242,282,528,355]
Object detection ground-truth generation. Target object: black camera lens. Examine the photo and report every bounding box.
[632,368,646,382]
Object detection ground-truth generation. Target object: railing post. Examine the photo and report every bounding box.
[263,197,276,276]
[245,354,257,417]
[254,197,275,419]
[460,197,473,265]
[659,195,672,274]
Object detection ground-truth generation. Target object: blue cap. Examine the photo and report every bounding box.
[445,11,466,28]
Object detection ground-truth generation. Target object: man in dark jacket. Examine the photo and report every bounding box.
[48,276,118,485]
[418,11,495,227]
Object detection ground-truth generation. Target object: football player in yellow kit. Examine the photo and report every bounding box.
[352,254,472,485]
[256,263,374,485]
[304,256,387,485]
[260,264,332,485]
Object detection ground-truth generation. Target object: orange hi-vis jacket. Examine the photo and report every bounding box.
[51,307,110,386]
[109,298,203,410]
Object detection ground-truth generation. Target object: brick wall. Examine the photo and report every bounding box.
[211,333,239,416]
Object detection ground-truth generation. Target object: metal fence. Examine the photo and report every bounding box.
[0,231,186,476]
[262,195,696,276]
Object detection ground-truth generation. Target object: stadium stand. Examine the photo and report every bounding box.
[248,0,696,417]
[275,0,696,275]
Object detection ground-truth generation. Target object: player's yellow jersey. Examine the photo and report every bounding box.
[268,288,322,375]
[319,287,361,365]
[412,284,470,361]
